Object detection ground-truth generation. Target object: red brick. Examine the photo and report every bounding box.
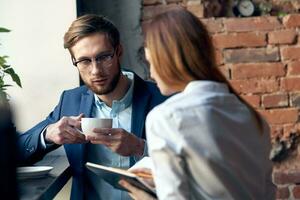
[259,108,298,125]
[270,125,283,139]
[186,1,204,18]
[213,32,266,49]
[143,0,162,5]
[287,61,300,76]
[217,65,229,79]
[201,18,223,33]
[281,77,300,92]
[224,47,279,63]
[293,185,300,198]
[224,16,282,32]
[165,0,182,3]
[230,79,279,94]
[142,4,179,20]
[281,46,300,61]
[268,29,297,45]
[273,171,300,184]
[283,14,300,28]
[240,95,260,108]
[262,93,288,108]
[283,123,298,138]
[231,63,285,79]
[276,187,290,199]
[214,50,223,66]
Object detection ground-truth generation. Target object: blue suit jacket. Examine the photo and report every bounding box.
[18,74,166,200]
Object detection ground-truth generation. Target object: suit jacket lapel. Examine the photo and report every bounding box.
[79,89,94,118]
[131,75,150,139]
[78,89,94,165]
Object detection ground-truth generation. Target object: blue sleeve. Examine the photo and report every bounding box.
[17,91,66,166]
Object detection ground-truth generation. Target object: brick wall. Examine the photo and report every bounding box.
[142,1,300,199]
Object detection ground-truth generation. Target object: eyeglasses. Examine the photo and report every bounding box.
[72,49,116,69]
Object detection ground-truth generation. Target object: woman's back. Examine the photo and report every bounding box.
[119,7,276,200]
[146,81,275,200]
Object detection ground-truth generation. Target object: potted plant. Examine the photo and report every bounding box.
[0,27,22,102]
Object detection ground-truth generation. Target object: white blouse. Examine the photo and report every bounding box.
[146,81,275,200]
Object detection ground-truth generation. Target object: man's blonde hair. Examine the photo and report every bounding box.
[63,14,120,50]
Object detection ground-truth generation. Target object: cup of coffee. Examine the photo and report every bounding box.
[81,118,112,135]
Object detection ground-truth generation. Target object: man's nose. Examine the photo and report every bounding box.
[90,61,104,74]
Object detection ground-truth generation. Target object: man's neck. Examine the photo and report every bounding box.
[96,74,131,107]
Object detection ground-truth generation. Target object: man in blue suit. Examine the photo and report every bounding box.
[18,14,165,200]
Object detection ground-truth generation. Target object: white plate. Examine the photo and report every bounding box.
[17,166,53,179]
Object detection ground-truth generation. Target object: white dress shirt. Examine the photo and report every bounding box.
[146,81,275,200]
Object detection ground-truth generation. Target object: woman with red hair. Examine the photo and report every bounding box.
[120,7,275,200]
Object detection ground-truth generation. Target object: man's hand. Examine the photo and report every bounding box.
[45,114,87,144]
[86,128,145,156]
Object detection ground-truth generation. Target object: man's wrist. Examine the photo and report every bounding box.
[40,127,54,149]
[133,139,148,162]
[134,138,145,157]
[44,131,52,144]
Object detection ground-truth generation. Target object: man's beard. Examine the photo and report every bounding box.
[85,68,121,95]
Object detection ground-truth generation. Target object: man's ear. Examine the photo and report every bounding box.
[116,44,123,58]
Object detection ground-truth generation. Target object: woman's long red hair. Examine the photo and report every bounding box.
[145,7,264,132]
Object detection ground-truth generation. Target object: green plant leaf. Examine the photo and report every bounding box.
[0,27,22,99]
[0,27,11,32]
[0,65,10,70]
[3,64,10,69]
[4,68,22,87]
[2,84,12,87]
[0,86,8,91]
[0,56,8,67]
[0,55,8,60]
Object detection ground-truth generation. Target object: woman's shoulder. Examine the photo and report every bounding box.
[151,86,235,114]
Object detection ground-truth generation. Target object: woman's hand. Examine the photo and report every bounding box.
[119,180,156,200]
[119,168,157,200]
[130,168,155,188]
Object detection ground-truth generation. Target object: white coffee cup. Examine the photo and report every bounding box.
[81,118,112,135]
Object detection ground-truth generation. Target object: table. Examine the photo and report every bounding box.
[19,155,71,200]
